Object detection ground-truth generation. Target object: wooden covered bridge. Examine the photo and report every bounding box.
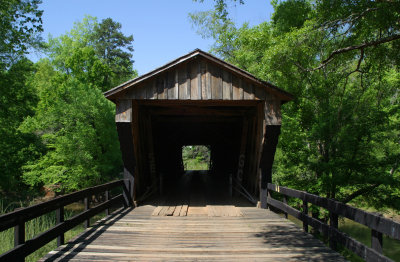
[1,50,399,262]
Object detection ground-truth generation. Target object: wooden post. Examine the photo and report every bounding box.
[14,221,25,247]
[84,197,90,228]
[14,216,25,262]
[56,207,64,246]
[283,195,288,219]
[259,125,281,208]
[371,229,383,254]
[329,212,338,250]
[371,213,383,254]
[302,200,308,233]
[115,99,136,206]
[105,190,110,216]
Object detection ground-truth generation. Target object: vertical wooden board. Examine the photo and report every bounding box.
[175,69,179,99]
[239,78,244,100]
[211,64,222,99]
[264,96,282,125]
[206,63,212,99]
[115,99,132,122]
[163,73,168,99]
[255,84,267,100]
[250,84,255,99]
[167,70,176,99]
[156,75,163,99]
[200,60,207,100]
[222,70,232,100]
[232,74,241,100]
[127,85,140,99]
[243,81,254,100]
[146,79,157,99]
[137,83,147,99]
[178,65,187,99]
[190,60,200,100]
[186,62,191,100]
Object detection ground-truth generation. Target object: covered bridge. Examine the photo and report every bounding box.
[104,49,293,205]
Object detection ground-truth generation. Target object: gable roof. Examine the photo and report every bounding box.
[104,49,294,102]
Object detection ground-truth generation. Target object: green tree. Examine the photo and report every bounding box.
[0,0,43,68]
[0,0,44,193]
[191,0,400,210]
[0,59,43,192]
[93,18,136,89]
[20,17,133,192]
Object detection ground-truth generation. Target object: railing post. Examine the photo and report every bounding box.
[371,213,383,254]
[329,212,338,250]
[371,229,383,254]
[56,207,64,246]
[14,218,25,262]
[283,195,288,219]
[302,199,308,233]
[84,196,90,228]
[105,190,110,216]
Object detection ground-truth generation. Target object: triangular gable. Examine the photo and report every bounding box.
[104,49,293,103]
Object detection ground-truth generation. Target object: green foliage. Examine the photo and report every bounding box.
[191,0,400,210]
[182,145,211,170]
[0,59,44,192]
[271,0,311,34]
[19,16,135,192]
[0,0,43,68]
[93,18,137,89]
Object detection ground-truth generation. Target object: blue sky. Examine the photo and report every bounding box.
[32,0,273,75]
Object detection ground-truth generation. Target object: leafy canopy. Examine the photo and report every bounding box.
[191,0,400,210]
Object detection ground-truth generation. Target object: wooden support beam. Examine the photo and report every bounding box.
[259,125,281,189]
[116,122,135,204]
[259,99,282,192]
[115,100,132,123]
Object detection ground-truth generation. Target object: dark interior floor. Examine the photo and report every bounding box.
[143,171,254,208]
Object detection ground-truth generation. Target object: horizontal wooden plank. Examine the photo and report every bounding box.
[0,180,125,231]
[267,183,400,240]
[1,195,125,261]
[268,196,394,262]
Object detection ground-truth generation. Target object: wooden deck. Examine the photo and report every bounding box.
[40,174,346,261]
[41,204,346,261]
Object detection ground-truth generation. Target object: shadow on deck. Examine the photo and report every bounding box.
[40,173,346,261]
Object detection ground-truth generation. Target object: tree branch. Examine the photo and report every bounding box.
[308,34,400,72]
[341,183,381,204]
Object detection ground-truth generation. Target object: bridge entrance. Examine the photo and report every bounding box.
[104,49,293,206]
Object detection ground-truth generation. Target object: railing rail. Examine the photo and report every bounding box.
[0,179,132,261]
[266,183,400,262]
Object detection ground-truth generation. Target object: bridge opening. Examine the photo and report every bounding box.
[182,145,211,171]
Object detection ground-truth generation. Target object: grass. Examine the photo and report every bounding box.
[0,200,110,262]
[184,158,209,170]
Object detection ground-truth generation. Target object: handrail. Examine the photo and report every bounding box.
[266,183,399,262]
[0,179,132,261]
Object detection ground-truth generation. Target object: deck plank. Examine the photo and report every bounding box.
[41,205,347,262]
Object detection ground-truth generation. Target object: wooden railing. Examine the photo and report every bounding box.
[266,183,400,262]
[0,179,132,261]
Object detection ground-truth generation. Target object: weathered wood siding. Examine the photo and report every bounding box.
[124,58,276,102]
